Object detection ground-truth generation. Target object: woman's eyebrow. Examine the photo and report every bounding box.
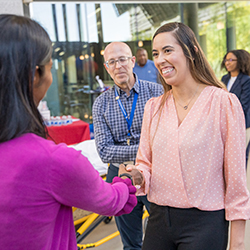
[152,45,174,52]
[162,45,174,50]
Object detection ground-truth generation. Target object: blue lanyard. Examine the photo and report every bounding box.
[114,81,140,137]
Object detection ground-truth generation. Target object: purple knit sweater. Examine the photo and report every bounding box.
[0,133,132,249]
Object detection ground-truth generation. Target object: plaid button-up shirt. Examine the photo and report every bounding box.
[92,74,163,165]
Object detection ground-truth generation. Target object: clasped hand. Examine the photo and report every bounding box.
[118,164,145,188]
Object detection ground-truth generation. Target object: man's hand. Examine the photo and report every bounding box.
[118,164,144,188]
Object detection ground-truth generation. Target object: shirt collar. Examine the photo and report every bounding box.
[114,73,140,96]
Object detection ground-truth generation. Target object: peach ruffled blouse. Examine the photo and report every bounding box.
[136,86,250,221]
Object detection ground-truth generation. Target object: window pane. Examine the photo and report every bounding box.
[101,3,131,42]
[85,3,98,43]
[55,3,66,42]
[30,3,56,41]
[66,3,80,42]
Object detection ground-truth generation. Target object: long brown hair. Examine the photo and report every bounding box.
[150,22,225,143]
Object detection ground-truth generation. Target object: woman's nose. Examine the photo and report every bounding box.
[155,54,166,65]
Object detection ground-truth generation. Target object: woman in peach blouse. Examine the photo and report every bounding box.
[119,22,250,250]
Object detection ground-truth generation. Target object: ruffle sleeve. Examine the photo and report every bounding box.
[135,96,162,196]
[220,90,250,220]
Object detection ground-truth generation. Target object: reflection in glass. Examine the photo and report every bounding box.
[30,3,56,41]
[66,3,80,42]
[29,1,250,124]
[55,3,66,42]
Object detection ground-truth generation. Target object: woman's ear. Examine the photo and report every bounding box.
[33,66,40,87]
[194,45,198,53]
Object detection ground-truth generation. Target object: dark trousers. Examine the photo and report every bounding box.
[142,203,229,250]
[107,164,150,250]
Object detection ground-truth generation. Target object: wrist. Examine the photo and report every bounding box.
[119,173,133,185]
[134,169,145,187]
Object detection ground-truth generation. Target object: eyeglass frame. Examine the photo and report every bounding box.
[104,56,133,69]
[224,58,237,63]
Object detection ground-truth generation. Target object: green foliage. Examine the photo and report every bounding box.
[199,1,250,79]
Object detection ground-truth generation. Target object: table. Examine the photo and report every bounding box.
[47,119,90,145]
[68,139,108,176]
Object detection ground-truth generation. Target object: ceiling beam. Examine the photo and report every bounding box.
[31,0,233,3]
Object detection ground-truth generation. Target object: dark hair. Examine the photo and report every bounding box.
[0,14,52,142]
[221,49,250,75]
[136,48,147,54]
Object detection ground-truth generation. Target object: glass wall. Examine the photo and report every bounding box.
[30,1,250,123]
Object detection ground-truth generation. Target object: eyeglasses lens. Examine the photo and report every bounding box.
[107,57,129,68]
[224,58,237,63]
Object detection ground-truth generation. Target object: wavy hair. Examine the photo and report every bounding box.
[153,22,224,94]
[0,14,52,142]
[150,22,225,143]
[221,49,250,76]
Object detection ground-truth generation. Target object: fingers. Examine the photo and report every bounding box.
[119,164,125,169]
[125,164,135,172]
[118,164,144,187]
[118,164,134,174]
[118,164,128,177]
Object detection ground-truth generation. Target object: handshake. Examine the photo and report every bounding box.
[118,164,145,189]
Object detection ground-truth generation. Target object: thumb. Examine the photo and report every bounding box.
[118,164,127,176]
[125,164,134,172]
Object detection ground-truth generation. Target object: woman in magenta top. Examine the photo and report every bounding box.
[0,14,137,250]
[120,22,250,250]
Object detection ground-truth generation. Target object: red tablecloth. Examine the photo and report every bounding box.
[47,119,90,145]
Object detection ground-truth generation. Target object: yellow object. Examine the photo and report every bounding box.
[74,173,149,248]
[75,209,149,248]
[77,231,120,249]
[74,214,91,226]
[76,213,99,235]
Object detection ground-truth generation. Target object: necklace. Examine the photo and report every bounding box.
[174,84,199,110]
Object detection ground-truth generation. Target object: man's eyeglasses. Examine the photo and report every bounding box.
[224,58,237,63]
[105,56,132,69]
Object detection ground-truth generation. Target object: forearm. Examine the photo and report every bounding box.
[229,220,246,250]
[97,143,138,163]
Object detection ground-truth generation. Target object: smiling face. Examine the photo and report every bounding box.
[103,42,135,93]
[152,32,192,87]
[224,52,239,76]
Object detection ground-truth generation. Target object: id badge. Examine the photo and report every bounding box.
[126,136,132,145]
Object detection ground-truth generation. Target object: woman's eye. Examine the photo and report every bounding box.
[152,53,158,58]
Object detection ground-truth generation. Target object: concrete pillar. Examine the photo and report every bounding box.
[225,3,236,52]
[95,3,105,80]
[0,0,23,15]
[226,26,236,51]
[199,34,207,56]
[183,3,199,43]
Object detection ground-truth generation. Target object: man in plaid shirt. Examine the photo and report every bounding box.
[93,42,163,250]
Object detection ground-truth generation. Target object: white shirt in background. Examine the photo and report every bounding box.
[227,76,237,91]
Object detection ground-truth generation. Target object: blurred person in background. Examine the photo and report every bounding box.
[93,42,163,250]
[133,47,159,83]
[221,49,250,167]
